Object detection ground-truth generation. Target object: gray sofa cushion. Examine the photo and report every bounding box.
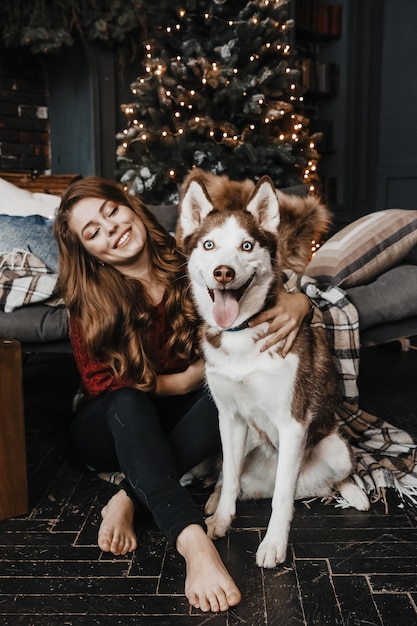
[0,304,69,342]
[346,264,417,331]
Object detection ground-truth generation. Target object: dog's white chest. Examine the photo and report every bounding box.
[204,328,299,431]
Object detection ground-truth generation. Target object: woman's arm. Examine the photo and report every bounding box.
[249,291,312,357]
[154,359,206,396]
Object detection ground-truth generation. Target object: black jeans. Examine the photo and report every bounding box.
[70,386,220,545]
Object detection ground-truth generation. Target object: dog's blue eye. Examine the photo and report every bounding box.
[203,240,214,250]
[242,241,253,251]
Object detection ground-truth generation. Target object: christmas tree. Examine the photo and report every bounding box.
[116,0,320,204]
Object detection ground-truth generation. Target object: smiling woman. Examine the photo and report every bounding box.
[68,196,149,279]
[53,175,243,613]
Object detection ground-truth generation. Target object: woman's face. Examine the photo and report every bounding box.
[69,196,149,273]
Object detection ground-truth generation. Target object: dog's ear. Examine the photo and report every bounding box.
[246,176,280,233]
[179,178,215,239]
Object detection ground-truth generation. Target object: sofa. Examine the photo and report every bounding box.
[1,173,417,354]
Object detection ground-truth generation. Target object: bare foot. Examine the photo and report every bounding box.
[176,524,241,613]
[98,489,137,556]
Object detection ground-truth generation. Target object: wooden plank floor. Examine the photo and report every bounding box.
[1,343,417,625]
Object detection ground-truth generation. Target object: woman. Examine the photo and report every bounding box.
[54,177,311,613]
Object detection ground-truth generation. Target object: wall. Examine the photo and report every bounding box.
[46,39,118,178]
[0,49,50,172]
[316,0,417,226]
[0,40,125,179]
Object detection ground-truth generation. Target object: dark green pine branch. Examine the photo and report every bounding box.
[117,0,320,203]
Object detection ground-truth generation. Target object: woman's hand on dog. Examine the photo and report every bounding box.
[249,292,312,357]
[155,359,206,396]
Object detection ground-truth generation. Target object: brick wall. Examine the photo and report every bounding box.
[0,49,50,173]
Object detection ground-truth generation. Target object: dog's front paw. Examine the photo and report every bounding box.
[205,489,221,516]
[256,538,288,569]
[205,513,232,539]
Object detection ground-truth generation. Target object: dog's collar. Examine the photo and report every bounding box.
[220,303,269,332]
[222,319,250,332]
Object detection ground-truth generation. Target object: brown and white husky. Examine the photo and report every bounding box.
[179,172,369,569]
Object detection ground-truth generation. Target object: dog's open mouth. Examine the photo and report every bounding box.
[208,274,255,329]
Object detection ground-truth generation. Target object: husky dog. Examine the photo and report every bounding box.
[179,172,369,569]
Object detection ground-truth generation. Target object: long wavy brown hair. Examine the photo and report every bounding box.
[54,176,200,391]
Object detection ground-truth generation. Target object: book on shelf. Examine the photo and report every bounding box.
[296,0,342,38]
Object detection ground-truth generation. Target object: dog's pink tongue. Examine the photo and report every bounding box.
[212,289,239,328]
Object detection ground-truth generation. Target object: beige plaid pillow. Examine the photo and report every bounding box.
[306,209,417,287]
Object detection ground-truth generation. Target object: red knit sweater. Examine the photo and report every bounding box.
[69,298,188,397]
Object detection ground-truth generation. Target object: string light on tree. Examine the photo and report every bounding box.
[116,0,322,203]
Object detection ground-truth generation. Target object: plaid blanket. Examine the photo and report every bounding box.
[0,249,60,312]
[284,269,417,510]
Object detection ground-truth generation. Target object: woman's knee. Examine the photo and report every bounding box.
[106,387,156,429]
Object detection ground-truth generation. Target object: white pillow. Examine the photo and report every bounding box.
[0,178,61,219]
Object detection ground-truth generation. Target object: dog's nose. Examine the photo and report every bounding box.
[213,265,235,285]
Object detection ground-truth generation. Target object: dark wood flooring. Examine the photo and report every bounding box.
[1,342,417,625]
